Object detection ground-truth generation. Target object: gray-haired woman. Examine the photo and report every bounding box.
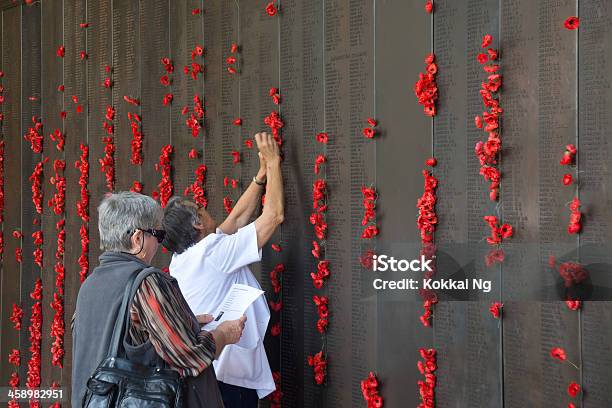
[71,192,244,407]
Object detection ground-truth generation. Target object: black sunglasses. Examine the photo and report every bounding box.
[128,228,166,243]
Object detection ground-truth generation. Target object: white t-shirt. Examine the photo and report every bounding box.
[169,222,274,398]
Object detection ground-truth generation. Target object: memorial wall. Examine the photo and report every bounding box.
[0,0,611,407]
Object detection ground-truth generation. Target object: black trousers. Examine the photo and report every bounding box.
[218,381,259,408]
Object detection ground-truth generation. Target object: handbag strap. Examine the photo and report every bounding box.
[107,266,154,358]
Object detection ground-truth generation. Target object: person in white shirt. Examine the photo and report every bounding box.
[162,132,284,407]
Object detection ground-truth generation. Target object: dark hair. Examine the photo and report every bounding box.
[162,196,200,254]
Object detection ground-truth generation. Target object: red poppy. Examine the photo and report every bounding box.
[195,45,204,56]
[565,300,581,310]
[425,157,437,167]
[550,347,567,361]
[425,0,433,13]
[103,77,112,88]
[367,118,377,127]
[563,173,573,185]
[80,51,88,60]
[231,43,239,53]
[363,127,375,139]
[266,2,277,16]
[316,132,329,144]
[192,8,201,15]
[56,45,65,58]
[160,75,171,86]
[271,244,282,252]
[362,225,379,239]
[482,34,493,48]
[271,322,281,336]
[231,151,240,164]
[487,48,498,60]
[477,53,488,64]
[226,56,236,65]
[564,16,579,30]
[228,66,237,74]
[245,139,253,149]
[567,382,581,397]
[489,302,503,318]
[233,118,242,126]
[80,22,89,28]
[188,149,198,159]
[314,154,326,174]
[163,93,173,106]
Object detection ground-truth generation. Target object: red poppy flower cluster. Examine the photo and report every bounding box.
[483,215,513,245]
[48,160,66,215]
[49,128,65,151]
[363,118,377,139]
[313,295,329,334]
[560,143,576,166]
[264,111,284,147]
[414,54,438,116]
[268,371,282,408]
[26,279,43,389]
[417,164,439,328]
[227,44,239,75]
[489,302,503,319]
[99,136,115,191]
[9,303,23,330]
[49,156,66,367]
[311,179,328,236]
[75,144,90,282]
[24,117,44,153]
[417,169,438,243]
[417,348,437,408]
[307,351,327,385]
[419,295,437,328]
[126,111,143,165]
[361,186,379,239]
[266,2,278,16]
[310,260,330,290]
[269,263,285,294]
[184,165,208,208]
[50,292,65,367]
[567,197,582,235]
[361,372,383,407]
[474,35,502,201]
[29,159,47,214]
[269,87,281,105]
[32,230,43,268]
[183,46,204,80]
[8,348,20,366]
[186,95,205,137]
[153,144,173,208]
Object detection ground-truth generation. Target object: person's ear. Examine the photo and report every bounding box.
[192,216,205,231]
[130,229,143,249]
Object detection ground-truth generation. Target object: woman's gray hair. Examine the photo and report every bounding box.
[98,191,163,252]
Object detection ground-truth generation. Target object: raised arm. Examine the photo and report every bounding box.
[217,147,268,234]
[253,132,284,248]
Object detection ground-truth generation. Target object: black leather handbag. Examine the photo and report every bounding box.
[82,268,184,408]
